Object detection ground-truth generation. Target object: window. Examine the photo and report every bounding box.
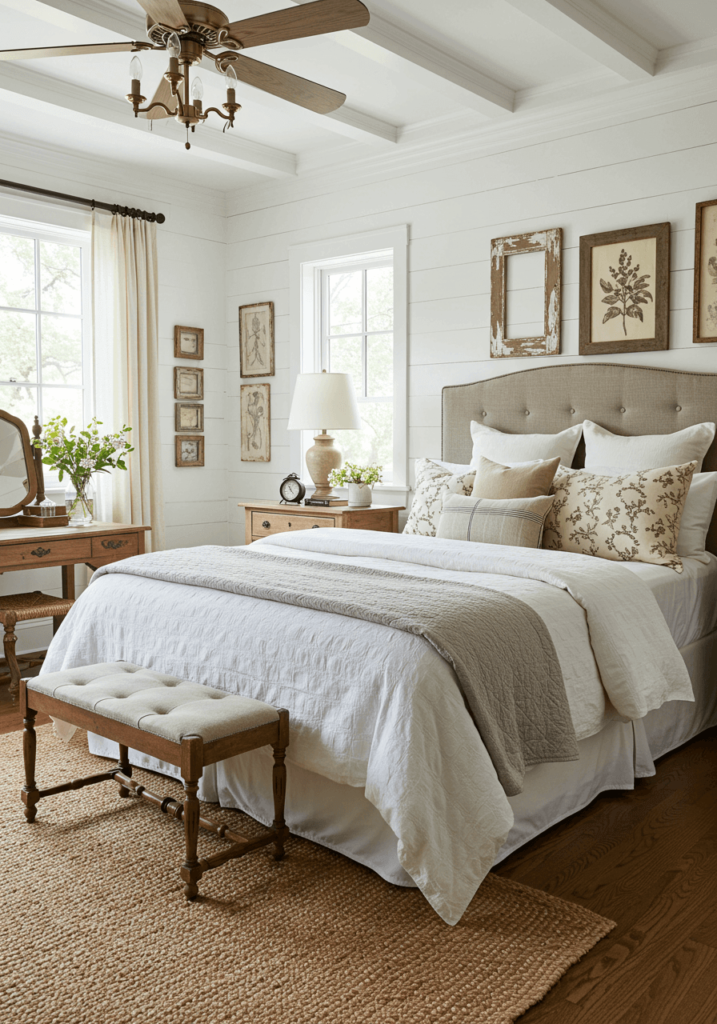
[291,225,407,491]
[322,259,395,478]
[0,224,90,436]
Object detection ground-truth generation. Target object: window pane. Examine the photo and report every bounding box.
[0,309,37,382]
[0,385,37,429]
[40,241,82,315]
[329,271,362,335]
[367,333,393,398]
[329,335,362,397]
[42,387,83,428]
[366,266,393,332]
[0,234,35,310]
[333,401,393,482]
[41,315,83,386]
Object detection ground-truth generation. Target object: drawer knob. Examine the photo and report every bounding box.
[262,520,270,529]
[101,539,126,550]
[31,547,51,558]
[312,525,319,529]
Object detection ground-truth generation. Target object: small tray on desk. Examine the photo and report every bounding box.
[19,506,70,528]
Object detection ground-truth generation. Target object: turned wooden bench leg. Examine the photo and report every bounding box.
[180,735,204,900]
[272,709,290,861]
[116,744,132,798]
[4,614,20,702]
[21,695,40,824]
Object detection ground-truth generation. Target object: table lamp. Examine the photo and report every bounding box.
[287,370,361,501]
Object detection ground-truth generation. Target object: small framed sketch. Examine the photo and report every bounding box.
[175,402,204,433]
[693,199,717,343]
[174,366,204,400]
[239,301,274,378]
[240,383,270,462]
[491,228,562,358]
[175,435,204,468]
[174,325,204,360]
[579,222,670,355]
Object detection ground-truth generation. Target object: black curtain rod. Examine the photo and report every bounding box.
[0,178,165,224]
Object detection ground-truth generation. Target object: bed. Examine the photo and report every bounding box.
[44,362,717,925]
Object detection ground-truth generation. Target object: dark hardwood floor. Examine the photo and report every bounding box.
[2,660,715,1021]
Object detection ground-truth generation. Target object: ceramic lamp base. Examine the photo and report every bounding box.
[305,431,342,499]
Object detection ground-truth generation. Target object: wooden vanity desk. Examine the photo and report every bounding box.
[0,522,150,600]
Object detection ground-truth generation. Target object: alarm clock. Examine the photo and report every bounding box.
[279,472,306,504]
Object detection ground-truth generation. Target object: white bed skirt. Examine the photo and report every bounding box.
[88,629,717,888]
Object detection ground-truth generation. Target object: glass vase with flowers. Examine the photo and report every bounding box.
[32,417,133,527]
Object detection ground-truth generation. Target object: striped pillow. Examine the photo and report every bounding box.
[437,494,555,548]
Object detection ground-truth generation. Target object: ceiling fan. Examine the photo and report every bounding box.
[0,0,370,148]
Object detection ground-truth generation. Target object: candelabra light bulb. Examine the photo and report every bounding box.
[226,65,238,82]
[191,76,204,101]
[129,55,143,81]
[166,32,181,59]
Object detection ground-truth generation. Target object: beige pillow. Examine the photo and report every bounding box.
[403,458,476,537]
[437,494,555,549]
[472,456,560,499]
[543,462,697,572]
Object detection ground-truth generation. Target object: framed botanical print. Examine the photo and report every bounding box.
[174,366,204,400]
[174,325,204,360]
[175,402,204,433]
[693,199,717,343]
[240,383,270,462]
[175,435,204,467]
[239,301,274,378]
[490,228,562,358]
[579,222,670,355]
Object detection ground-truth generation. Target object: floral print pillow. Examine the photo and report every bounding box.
[543,461,697,572]
[404,459,476,537]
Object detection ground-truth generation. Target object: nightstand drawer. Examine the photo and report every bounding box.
[251,511,335,538]
[1,538,92,567]
[91,534,139,560]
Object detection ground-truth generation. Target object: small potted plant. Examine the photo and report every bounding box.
[33,416,134,527]
[329,463,383,508]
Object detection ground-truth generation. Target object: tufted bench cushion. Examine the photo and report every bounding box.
[27,663,280,745]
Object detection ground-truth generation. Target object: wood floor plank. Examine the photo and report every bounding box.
[613,939,717,1024]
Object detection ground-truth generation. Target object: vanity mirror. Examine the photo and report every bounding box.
[0,410,56,525]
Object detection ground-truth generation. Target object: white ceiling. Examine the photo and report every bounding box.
[0,0,716,194]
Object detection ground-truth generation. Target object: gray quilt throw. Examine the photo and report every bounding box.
[94,546,579,796]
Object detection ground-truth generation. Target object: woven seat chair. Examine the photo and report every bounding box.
[0,592,74,699]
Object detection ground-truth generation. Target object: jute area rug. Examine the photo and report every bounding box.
[1,727,614,1024]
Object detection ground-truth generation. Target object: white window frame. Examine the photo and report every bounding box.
[289,225,408,498]
[0,212,93,456]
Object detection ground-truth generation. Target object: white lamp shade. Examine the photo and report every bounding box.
[287,372,361,431]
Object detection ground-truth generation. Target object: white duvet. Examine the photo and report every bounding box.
[43,530,693,925]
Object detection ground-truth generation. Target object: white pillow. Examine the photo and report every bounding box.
[403,459,476,537]
[470,421,582,468]
[676,472,717,564]
[584,420,716,474]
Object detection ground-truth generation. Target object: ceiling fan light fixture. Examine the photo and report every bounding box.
[191,76,204,101]
[166,32,182,59]
[129,55,143,82]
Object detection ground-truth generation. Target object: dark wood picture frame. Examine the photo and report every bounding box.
[240,383,271,463]
[175,403,204,433]
[239,301,275,378]
[693,199,717,344]
[491,228,562,358]
[174,366,204,401]
[174,325,204,360]
[175,435,205,468]
[579,222,670,355]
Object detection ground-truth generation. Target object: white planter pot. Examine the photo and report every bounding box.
[348,482,372,507]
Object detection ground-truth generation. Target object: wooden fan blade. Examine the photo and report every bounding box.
[226,0,369,49]
[0,42,138,61]
[229,53,345,113]
[140,75,176,119]
[135,0,188,30]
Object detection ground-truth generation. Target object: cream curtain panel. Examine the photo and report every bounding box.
[92,212,165,551]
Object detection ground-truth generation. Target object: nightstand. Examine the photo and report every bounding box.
[238,501,405,544]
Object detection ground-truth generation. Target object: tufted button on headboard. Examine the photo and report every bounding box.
[442,363,717,554]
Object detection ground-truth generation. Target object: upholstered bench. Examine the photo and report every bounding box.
[19,663,289,900]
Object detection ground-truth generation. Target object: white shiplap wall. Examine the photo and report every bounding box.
[225,99,717,542]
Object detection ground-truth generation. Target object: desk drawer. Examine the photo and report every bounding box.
[91,534,139,560]
[1,538,91,567]
[251,511,335,539]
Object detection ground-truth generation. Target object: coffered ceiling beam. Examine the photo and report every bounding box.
[35,0,398,145]
[0,63,296,177]
[290,0,515,117]
[503,0,657,81]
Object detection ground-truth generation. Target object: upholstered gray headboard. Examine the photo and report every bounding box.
[442,363,717,555]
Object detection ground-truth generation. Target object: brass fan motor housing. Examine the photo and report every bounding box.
[146,2,238,52]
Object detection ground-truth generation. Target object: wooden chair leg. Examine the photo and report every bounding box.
[116,744,132,798]
[180,778,202,900]
[3,615,20,703]
[271,743,287,861]
[21,705,40,824]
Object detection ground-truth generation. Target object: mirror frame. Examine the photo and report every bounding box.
[0,408,37,517]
